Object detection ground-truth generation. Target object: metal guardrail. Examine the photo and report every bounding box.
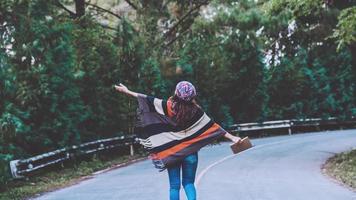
[10,135,138,178]
[231,120,293,134]
[230,117,356,136]
[9,117,356,179]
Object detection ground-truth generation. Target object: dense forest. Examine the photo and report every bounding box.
[0,0,355,187]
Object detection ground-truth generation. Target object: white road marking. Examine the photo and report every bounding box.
[196,138,298,186]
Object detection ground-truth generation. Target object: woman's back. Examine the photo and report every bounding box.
[114,80,241,200]
[169,95,202,131]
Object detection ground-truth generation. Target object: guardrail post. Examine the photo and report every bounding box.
[9,160,23,179]
[130,144,134,156]
[288,121,293,135]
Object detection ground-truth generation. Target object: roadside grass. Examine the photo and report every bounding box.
[0,152,147,200]
[324,148,356,190]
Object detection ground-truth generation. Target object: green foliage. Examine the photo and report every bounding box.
[262,0,356,120]
[179,0,267,123]
[0,0,356,190]
[325,149,356,189]
[0,106,26,189]
[8,4,87,153]
[70,17,130,138]
[265,0,324,19]
[266,46,355,119]
[266,50,309,119]
[333,7,356,49]
[139,57,167,96]
[0,154,13,189]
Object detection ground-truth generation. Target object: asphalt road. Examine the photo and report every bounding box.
[35,130,356,200]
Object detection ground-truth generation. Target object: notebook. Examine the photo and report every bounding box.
[230,137,253,154]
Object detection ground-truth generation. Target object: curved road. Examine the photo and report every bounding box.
[35,130,356,200]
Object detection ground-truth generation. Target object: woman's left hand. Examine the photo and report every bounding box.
[231,136,241,143]
[224,132,241,143]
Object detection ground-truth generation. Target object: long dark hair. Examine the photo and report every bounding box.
[171,94,200,128]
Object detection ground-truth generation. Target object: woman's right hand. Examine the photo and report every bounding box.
[114,83,129,93]
[114,83,138,98]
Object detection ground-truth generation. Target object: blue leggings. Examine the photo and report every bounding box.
[167,153,198,200]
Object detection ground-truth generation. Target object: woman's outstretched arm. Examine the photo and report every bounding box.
[114,83,138,98]
[115,83,240,144]
[115,83,170,116]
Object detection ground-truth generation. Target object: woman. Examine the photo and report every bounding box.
[115,81,240,200]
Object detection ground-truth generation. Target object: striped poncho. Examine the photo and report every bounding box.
[135,94,227,170]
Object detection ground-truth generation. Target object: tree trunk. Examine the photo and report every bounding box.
[75,0,85,17]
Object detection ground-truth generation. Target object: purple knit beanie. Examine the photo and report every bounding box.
[174,81,197,102]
